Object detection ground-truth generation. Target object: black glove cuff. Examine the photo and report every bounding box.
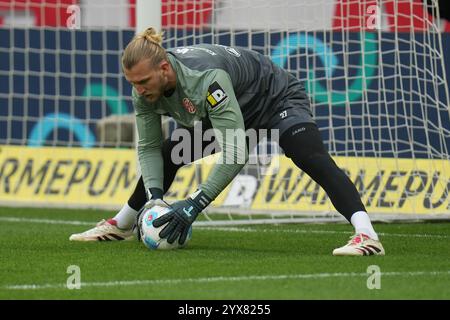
[147,188,164,200]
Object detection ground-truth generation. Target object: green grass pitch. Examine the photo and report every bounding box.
[0,207,449,300]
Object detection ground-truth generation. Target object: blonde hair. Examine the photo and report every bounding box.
[122,27,166,70]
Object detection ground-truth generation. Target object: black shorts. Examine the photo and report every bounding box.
[267,97,316,138]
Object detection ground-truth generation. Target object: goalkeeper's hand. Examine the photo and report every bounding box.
[153,190,211,245]
[143,187,164,208]
[143,198,168,209]
[136,188,167,241]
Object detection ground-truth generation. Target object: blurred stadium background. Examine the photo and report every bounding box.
[0,0,449,224]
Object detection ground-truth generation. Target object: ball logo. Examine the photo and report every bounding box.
[182,98,196,114]
[145,211,158,226]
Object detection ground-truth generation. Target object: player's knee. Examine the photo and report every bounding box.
[282,139,337,177]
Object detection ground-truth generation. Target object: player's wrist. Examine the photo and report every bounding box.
[146,188,164,200]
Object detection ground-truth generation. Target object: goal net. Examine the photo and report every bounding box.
[0,0,449,223]
[161,0,450,222]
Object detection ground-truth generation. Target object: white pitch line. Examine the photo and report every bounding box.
[195,226,450,239]
[0,216,94,226]
[4,270,450,291]
[1,216,449,239]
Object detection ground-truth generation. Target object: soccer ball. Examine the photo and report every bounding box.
[139,205,192,250]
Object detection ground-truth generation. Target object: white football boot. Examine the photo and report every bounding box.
[69,219,134,241]
[332,233,385,256]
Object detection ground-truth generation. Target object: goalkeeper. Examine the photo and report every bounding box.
[70,27,385,256]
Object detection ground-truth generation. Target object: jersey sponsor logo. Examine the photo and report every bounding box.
[206,82,228,108]
[182,98,197,114]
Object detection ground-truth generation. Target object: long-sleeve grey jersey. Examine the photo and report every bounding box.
[133,44,313,201]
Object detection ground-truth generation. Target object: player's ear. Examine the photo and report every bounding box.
[159,60,170,73]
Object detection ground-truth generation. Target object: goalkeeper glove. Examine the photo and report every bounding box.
[152,189,211,245]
